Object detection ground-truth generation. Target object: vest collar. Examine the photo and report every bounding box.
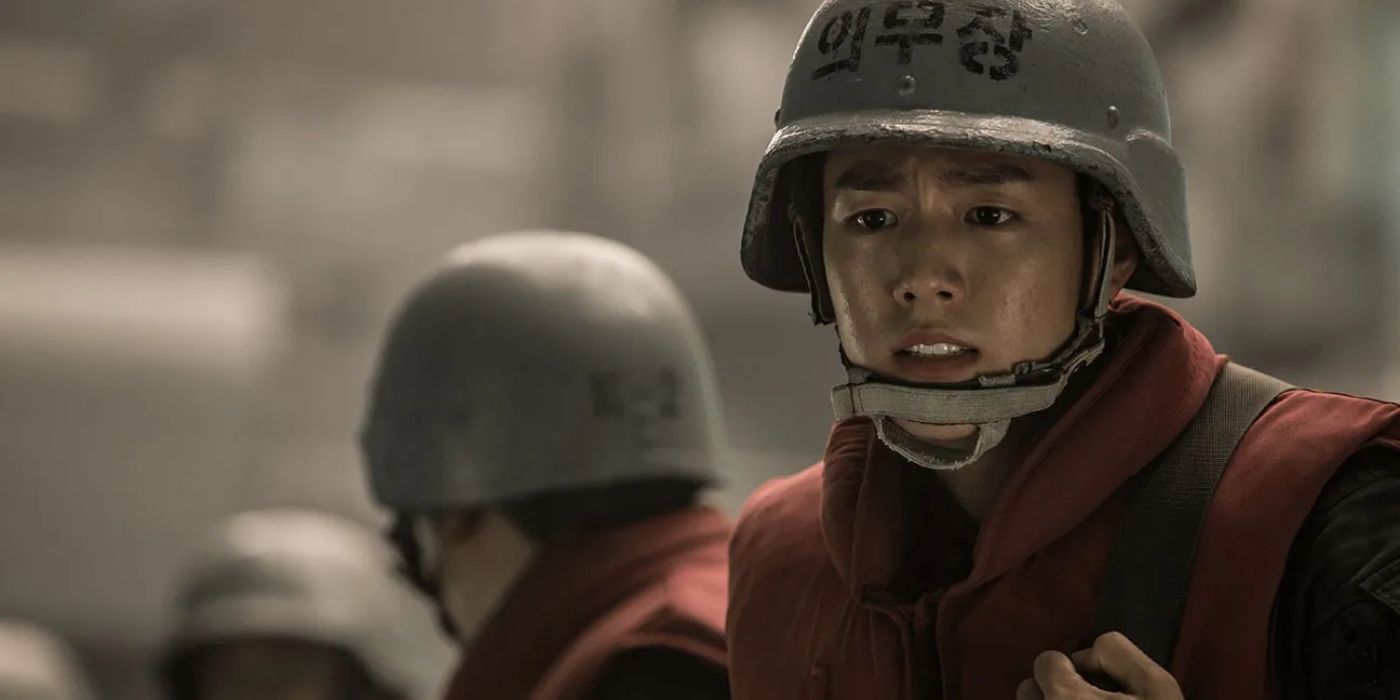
[444,506,730,699]
[821,295,1222,596]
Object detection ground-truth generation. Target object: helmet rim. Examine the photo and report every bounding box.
[741,109,1194,299]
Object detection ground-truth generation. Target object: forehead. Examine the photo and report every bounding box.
[823,145,1071,187]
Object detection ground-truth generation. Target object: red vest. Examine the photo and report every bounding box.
[447,507,729,700]
[726,296,1400,700]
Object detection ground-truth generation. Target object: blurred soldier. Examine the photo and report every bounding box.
[361,231,731,700]
[0,620,97,700]
[724,0,1400,698]
[162,508,450,700]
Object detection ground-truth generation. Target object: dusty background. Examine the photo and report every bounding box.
[1,0,1397,696]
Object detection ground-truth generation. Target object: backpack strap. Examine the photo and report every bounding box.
[1094,362,1293,667]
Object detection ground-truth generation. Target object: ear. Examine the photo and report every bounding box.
[1106,221,1139,298]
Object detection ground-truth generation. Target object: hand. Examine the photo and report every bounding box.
[1015,632,1184,699]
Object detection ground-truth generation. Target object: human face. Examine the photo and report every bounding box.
[822,146,1085,443]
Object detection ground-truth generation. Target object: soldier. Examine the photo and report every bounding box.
[360,231,731,700]
[161,508,448,700]
[0,620,97,700]
[725,1,1400,698]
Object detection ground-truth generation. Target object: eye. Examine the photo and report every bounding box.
[966,206,1017,227]
[849,209,900,231]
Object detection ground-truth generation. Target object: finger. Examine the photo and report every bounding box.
[1033,650,1101,696]
[1069,647,1123,691]
[1015,678,1045,700]
[1073,632,1177,695]
[1069,646,1100,672]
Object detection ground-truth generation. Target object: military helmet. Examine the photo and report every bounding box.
[163,509,450,698]
[0,621,96,700]
[361,231,723,512]
[742,0,1193,304]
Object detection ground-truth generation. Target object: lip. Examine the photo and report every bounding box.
[889,329,981,384]
[890,350,982,383]
[893,329,978,355]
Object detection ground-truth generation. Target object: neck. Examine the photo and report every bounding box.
[436,510,536,646]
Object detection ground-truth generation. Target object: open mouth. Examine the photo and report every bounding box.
[891,334,982,383]
[901,342,973,358]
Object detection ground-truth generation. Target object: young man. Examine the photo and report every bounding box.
[360,231,732,700]
[161,509,448,700]
[726,1,1400,698]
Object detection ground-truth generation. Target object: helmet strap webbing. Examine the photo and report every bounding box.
[786,154,836,324]
[386,515,461,641]
[1083,181,1119,321]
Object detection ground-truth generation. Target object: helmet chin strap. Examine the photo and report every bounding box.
[830,192,1119,471]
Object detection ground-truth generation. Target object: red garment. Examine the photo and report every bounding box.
[446,507,729,700]
[726,296,1400,700]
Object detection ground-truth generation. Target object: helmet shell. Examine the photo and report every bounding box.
[165,509,449,697]
[742,0,1193,298]
[362,231,724,511]
[0,621,95,700]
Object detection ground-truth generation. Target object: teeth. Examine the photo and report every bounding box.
[906,343,969,357]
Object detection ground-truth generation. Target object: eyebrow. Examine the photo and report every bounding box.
[831,159,1036,192]
[937,163,1035,187]
[832,160,908,191]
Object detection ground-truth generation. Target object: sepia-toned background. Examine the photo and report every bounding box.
[1,0,1397,696]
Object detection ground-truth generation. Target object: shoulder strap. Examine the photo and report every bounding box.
[1094,362,1293,667]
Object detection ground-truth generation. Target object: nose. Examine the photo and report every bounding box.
[895,280,961,306]
[892,241,967,309]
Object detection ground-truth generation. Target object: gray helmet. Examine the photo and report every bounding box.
[742,0,1193,311]
[362,231,723,512]
[164,509,452,699]
[0,621,96,700]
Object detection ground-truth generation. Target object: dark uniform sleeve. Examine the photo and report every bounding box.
[587,646,731,700]
[1275,446,1400,699]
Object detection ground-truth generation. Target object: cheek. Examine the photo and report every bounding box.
[824,234,891,364]
[987,238,1082,356]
